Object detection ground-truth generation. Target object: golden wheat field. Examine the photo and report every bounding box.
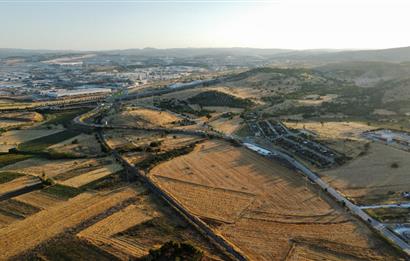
[149,140,403,260]
[0,187,140,260]
[60,163,123,188]
[0,175,41,196]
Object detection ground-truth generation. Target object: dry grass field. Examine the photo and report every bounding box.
[77,189,224,260]
[284,121,375,158]
[320,143,410,205]
[14,190,63,209]
[149,140,403,260]
[0,175,41,196]
[60,163,122,188]
[78,202,157,259]
[0,112,44,129]
[47,133,103,157]
[208,115,243,135]
[0,187,140,260]
[0,129,63,148]
[107,107,181,128]
[1,158,95,178]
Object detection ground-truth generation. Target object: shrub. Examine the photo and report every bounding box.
[391,162,399,168]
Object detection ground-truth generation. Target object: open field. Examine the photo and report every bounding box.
[104,130,202,153]
[78,202,156,259]
[60,163,122,188]
[0,112,44,129]
[149,140,403,260]
[0,187,140,260]
[0,175,41,196]
[284,121,375,158]
[284,121,375,141]
[208,115,243,135]
[321,143,410,205]
[1,157,115,181]
[0,199,40,220]
[47,133,103,157]
[1,157,96,178]
[14,190,63,209]
[366,208,410,223]
[0,129,63,148]
[106,107,181,128]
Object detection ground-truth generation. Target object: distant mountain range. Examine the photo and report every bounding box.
[2,46,410,63]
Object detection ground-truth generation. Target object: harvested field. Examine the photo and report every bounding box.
[0,175,41,196]
[77,190,224,260]
[15,190,63,209]
[154,176,255,223]
[208,115,243,135]
[0,187,140,260]
[60,163,123,188]
[149,140,403,260]
[0,153,32,168]
[47,133,103,157]
[0,129,63,147]
[0,112,44,129]
[0,199,40,219]
[283,121,374,141]
[78,203,156,259]
[1,157,113,179]
[0,213,19,228]
[0,171,23,184]
[320,143,410,205]
[107,107,181,128]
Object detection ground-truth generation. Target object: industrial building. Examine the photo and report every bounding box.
[41,88,111,98]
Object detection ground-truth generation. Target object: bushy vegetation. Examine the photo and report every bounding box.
[42,108,89,127]
[140,241,203,261]
[155,98,213,117]
[42,184,82,199]
[188,91,254,108]
[136,144,197,171]
[0,171,24,184]
[0,153,32,168]
[18,130,79,153]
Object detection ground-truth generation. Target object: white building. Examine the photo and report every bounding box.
[42,88,111,98]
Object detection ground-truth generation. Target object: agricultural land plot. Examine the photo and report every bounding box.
[320,143,410,205]
[0,187,140,260]
[47,133,103,157]
[0,129,63,149]
[14,190,63,210]
[60,163,123,188]
[77,202,157,259]
[284,121,375,158]
[149,140,404,261]
[0,112,44,129]
[106,107,181,128]
[0,175,41,197]
[365,208,410,223]
[17,129,79,152]
[0,199,40,221]
[208,114,244,135]
[78,192,224,260]
[0,157,100,178]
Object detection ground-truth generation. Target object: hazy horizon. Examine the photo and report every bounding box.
[1,0,410,50]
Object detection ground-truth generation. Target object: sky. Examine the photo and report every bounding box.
[1,0,410,50]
